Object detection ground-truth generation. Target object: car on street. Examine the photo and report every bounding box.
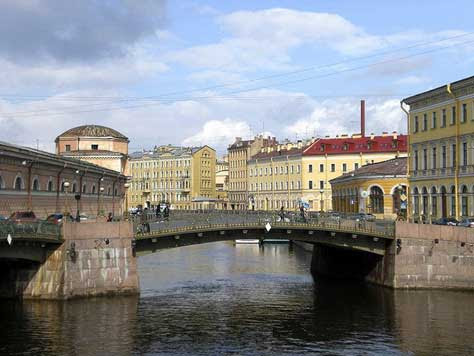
[46,213,74,225]
[8,211,38,224]
[457,218,474,228]
[433,217,459,226]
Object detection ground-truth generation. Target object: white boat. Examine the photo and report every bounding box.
[234,239,260,244]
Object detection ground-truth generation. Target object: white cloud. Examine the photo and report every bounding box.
[182,118,253,148]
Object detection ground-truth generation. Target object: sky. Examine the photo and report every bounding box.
[1,0,474,155]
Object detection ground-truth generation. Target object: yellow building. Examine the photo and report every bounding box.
[330,157,408,219]
[215,157,229,209]
[302,133,408,212]
[127,145,216,210]
[402,75,474,222]
[56,125,129,174]
[228,136,277,210]
[247,141,305,211]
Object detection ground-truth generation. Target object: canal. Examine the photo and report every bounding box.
[1,242,474,355]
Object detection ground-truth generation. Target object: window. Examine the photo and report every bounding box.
[319,164,324,172]
[432,147,437,169]
[354,163,359,170]
[451,106,456,125]
[432,112,437,129]
[442,146,447,168]
[462,103,467,123]
[423,149,427,170]
[452,144,457,167]
[14,176,22,190]
[308,180,313,189]
[462,186,469,216]
[369,186,384,214]
[48,181,53,192]
[414,150,419,170]
[331,164,335,172]
[414,116,419,133]
[463,142,468,166]
[423,113,427,131]
[342,163,347,172]
[441,109,446,127]
[32,179,39,191]
[91,144,99,150]
[0,175,3,189]
[319,180,324,189]
[308,164,313,173]
[65,144,71,152]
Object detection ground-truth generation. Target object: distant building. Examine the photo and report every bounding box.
[128,145,216,210]
[215,157,229,209]
[227,136,277,210]
[402,75,474,222]
[247,141,306,211]
[302,133,408,212]
[330,157,408,219]
[0,141,126,218]
[55,125,129,174]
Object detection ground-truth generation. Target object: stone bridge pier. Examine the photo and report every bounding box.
[0,221,139,299]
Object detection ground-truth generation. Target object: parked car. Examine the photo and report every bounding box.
[433,217,459,226]
[78,213,89,222]
[8,211,38,224]
[46,213,74,225]
[457,218,474,228]
[0,215,7,222]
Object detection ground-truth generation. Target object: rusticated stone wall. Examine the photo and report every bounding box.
[3,221,139,299]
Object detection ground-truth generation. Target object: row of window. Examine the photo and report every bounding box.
[412,185,472,217]
[134,170,191,179]
[250,181,302,191]
[413,142,471,170]
[413,102,473,133]
[308,163,355,173]
[130,159,192,170]
[131,180,190,190]
[0,176,117,196]
[249,164,301,177]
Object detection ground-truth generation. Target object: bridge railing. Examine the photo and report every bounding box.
[0,220,62,241]
[134,210,395,238]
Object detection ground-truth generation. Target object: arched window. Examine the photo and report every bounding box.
[422,187,428,219]
[48,180,53,192]
[0,175,4,190]
[14,176,23,190]
[32,178,39,191]
[107,187,111,196]
[430,187,437,218]
[92,185,96,194]
[61,182,66,192]
[369,186,384,214]
[440,186,447,218]
[82,184,87,193]
[72,183,77,193]
[450,186,456,217]
[461,185,469,217]
[413,187,420,216]
[392,184,406,214]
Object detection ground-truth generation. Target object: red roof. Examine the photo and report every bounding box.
[303,134,407,156]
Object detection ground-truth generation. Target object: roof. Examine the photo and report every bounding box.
[228,140,253,150]
[56,125,128,141]
[330,157,407,184]
[303,134,407,156]
[250,147,305,161]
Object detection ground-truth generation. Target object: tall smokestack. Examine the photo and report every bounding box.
[360,100,366,138]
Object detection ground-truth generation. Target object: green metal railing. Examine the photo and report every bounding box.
[0,221,62,241]
[134,211,395,239]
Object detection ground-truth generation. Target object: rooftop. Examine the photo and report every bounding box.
[56,125,128,141]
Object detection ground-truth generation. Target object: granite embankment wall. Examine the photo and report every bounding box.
[3,221,139,299]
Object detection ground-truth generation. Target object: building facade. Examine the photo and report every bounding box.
[227,136,277,210]
[0,141,127,218]
[55,125,129,174]
[247,142,305,210]
[330,157,408,219]
[215,157,229,209]
[402,75,474,222]
[302,133,408,212]
[127,145,216,210]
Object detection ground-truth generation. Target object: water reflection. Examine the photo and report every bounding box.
[1,242,474,355]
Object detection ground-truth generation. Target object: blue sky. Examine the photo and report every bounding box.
[0,0,473,154]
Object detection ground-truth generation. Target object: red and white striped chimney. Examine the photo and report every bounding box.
[360,100,366,138]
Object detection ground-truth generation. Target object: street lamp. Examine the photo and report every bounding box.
[63,181,70,215]
[124,182,130,216]
[319,189,324,212]
[98,186,105,216]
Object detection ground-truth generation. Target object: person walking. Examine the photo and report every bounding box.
[279,206,285,221]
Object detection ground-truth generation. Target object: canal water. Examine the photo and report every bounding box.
[2,242,474,355]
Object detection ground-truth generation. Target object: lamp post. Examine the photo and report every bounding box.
[98,186,105,216]
[319,189,324,212]
[63,181,70,216]
[124,182,130,217]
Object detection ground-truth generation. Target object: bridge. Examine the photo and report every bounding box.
[133,211,395,256]
[2,211,474,299]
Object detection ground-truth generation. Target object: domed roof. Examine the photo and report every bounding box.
[56,125,128,140]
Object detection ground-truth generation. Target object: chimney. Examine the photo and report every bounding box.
[360,100,366,138]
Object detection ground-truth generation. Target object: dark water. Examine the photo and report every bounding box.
[2,242,474,355]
